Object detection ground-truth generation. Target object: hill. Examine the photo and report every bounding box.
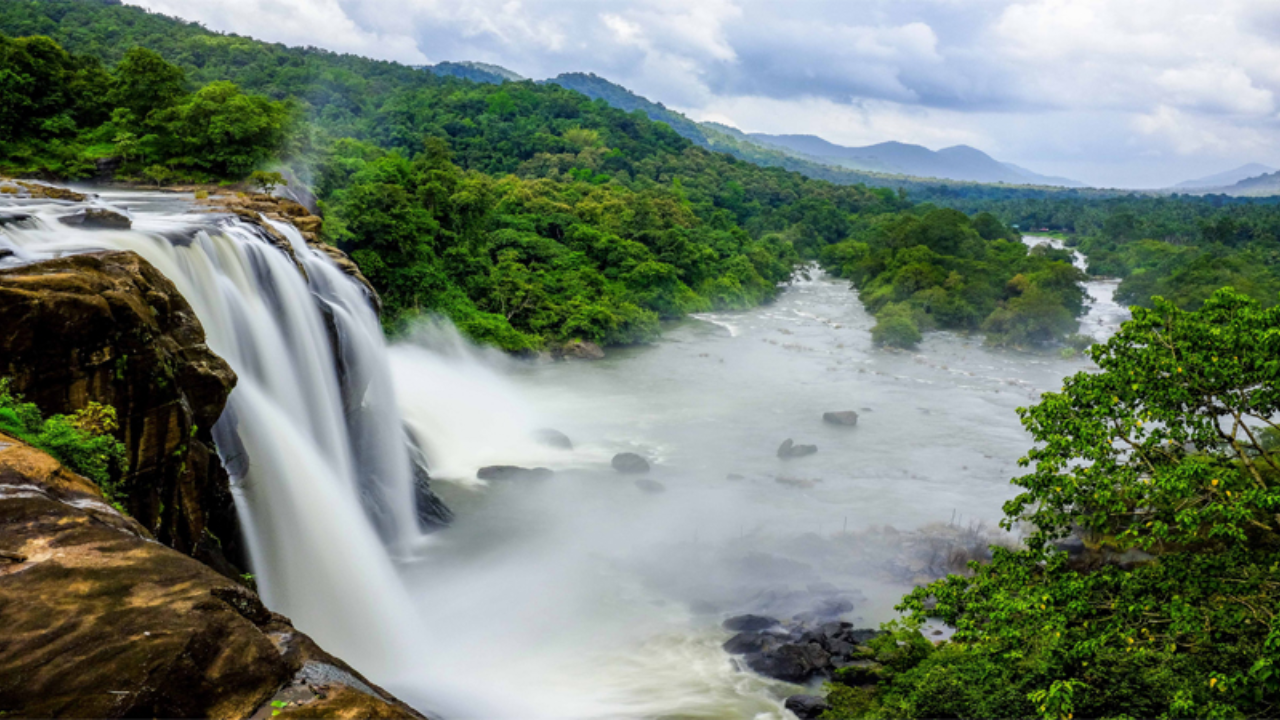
[748,134,1082,187]
[1172,163,1276,190]
[425,61,524,84]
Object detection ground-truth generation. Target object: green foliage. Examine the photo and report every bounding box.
[823,209,1086,347]
[0,379,127,503]
[827,290,1280,719]
[0,31,291,181]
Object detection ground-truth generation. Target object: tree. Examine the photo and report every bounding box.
[836,289,1280,719]
[107,47,187,123]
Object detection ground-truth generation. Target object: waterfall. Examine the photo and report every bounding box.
[0,195,425,683]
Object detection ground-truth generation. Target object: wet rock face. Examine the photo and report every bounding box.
[0,435,426,720]
[721,614,884,685]
[0,251,244,574]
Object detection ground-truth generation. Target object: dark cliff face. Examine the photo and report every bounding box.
[0,250,245,575]
[0,433,426,720]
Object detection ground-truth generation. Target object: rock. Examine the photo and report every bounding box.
[0,251,244,575]
[634,478,666,493]
[611,452,650,474]
[0,212,32,227]
[0,247,13,260]
[8,180,87,202]
[725,473,745,481]
[834,659,886,686]
[1052,535,1085,557]
[777,439,818,459]
[723,631,776,655]
[405,427,453,533]
[532,428,573,450]
[823,410,859,426]
[723,614,781,632]
[58,207,133,230]
[0,435,427,720]
[745,642,831,683]
[562,339,605,360]
[785,695,831,720]
[477,465,554,482]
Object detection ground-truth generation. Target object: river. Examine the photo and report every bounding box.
[385,238,1128,718]
[1,190,1125,719]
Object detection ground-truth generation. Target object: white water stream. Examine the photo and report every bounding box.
[1,189,1128,719]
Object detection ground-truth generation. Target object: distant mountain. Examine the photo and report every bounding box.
[1214,171,1280,197]
[543,73,1083,190]
[543,73,712,147]
[425,61,524,84]
[747,134,1082,187]
[1173,163,1277,190]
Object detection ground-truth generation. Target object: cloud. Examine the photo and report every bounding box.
[127,0,1280,187]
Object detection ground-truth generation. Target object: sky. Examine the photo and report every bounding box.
[132,0,1280,188]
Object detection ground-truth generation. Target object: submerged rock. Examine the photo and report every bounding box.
[477,465,554,482]
[822,410,859,426]
[777,439,818,459]
[611,452,651,474]
[634,478,666,493]
[532,428,573,450]
[0,435,428,720]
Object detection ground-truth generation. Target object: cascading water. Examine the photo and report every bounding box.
[0,192,423,683]
[2,189,1137,719]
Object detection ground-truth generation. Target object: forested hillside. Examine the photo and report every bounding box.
[0,0,1087,352]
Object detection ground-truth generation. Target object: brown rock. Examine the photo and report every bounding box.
[561,339,605,360]
[0,251,244,574]
[0,434,426,720]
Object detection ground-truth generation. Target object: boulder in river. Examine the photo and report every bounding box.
[785,695,831,720]
[777,438,818,459]
[611,452,650,474]
[477,465,554,482]
[822,410,859,426]
[634,478,666,493]
[58,207,132,230]
[532,428,573,450]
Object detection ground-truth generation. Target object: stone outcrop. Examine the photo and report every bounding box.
[0,251,244,575]
[0,433,425,720]
[720,614,883,685]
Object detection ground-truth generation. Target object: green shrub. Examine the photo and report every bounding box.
[0,379,128,503]
[829,289,1280,719]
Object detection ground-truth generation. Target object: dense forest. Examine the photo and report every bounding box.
[949,193,1280,312]
[822,290,1280,719]
[0,0,1085,351]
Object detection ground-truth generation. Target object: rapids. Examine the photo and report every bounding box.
[1,187,1127,719]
